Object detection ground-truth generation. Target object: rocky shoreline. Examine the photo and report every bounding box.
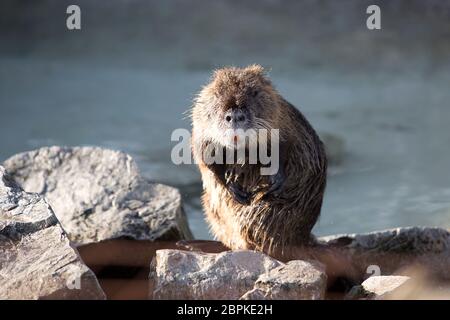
[1,146,449,299]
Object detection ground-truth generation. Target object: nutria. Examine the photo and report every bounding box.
[191,65,327,257]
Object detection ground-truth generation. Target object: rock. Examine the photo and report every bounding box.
[0,166,105,299]
[152,249,282,300]
[319,227,450,281]
[245,260,327,300]
[362,275,411,298]
[346,276,411,300]
[151,249,327,300]
[344,284,367,300]
[240,288,268,300]
[3,146,193,245]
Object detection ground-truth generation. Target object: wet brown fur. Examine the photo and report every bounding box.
[191,65,327,258]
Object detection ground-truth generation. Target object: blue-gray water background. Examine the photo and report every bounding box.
[1,0,450,238]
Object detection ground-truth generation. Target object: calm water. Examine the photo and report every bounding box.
[1,57,450,239]
[1,0,450,239]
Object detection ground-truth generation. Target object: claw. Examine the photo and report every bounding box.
[225,168,233,184]
[263,170,286,199]
[228,182,252,205]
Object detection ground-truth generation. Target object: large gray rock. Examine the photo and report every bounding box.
[0,166,105,299]
[152,250,281,300]
[151,249,327,300]
[3,146,193,245]
[319,227,450,281]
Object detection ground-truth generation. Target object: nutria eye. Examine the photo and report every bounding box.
[252,90,259,97]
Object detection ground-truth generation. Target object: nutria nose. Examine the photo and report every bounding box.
[225,110,246,124]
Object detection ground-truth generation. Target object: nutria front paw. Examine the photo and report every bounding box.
[228,182,252,205]
[263,169,286,198]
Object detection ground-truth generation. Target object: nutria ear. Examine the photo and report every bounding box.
[246,65,270,85]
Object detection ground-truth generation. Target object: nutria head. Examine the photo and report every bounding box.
[192,65,282,149]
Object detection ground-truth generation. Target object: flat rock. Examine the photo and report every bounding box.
[0,166,105,299]
[346,276,411,300]
[3,146,193,245]
[319,227,450,280]
[362,275,411,298]
[151,249,327,300]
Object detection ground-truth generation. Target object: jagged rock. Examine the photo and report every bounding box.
[0,166,105,299]
[319,227,450,281]
[151,249,327,300]
[243,260,327,300]
[3,146,193,245]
